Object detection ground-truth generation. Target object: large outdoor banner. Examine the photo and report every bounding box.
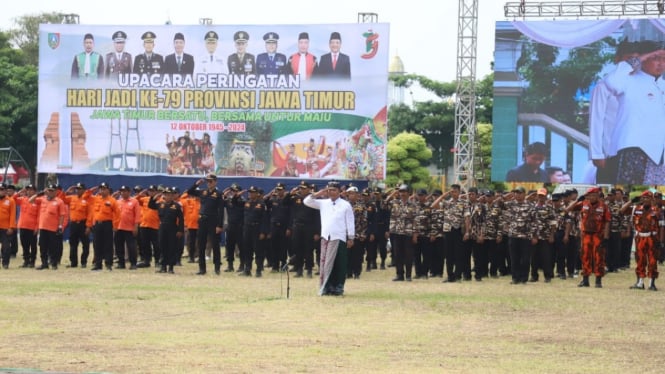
[493,19,665,185]
[38,24,389,181]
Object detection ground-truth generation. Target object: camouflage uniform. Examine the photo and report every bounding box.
[502,199,536,284]
[413,200,433,278]
[442,198,469,281]
[468,199,488,280]
[429,200,445,277]
[348,200,368,278]
[553,200,569,278]
[607,199,625,272]
[388,198,417,280]
[530,201,556,281]
[566,208,581,277]
[486,198,507,277]
[620,207,634,269]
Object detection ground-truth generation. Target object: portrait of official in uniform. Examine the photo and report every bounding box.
[71,33,105,80]
[164,32,195,77]
[195,30,227,76]
[256,32,288,76]
[132,31,164,76]
[227,31,256,75]
[105,30,133,80]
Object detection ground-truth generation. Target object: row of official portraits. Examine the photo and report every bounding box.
[71,30,351,81]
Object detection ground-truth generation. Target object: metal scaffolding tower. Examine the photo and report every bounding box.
[504,0,665,18]
[454,0,478,190]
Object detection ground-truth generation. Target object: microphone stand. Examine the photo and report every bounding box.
[281,261,290,299]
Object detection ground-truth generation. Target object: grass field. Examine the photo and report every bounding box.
[0,255,663,374]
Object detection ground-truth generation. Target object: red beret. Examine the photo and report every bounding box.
[641,190,654,197]
[587,187,601,194]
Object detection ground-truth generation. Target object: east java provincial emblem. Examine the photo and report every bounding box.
[48,33,60,50]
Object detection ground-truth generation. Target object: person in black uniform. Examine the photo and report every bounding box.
[133,31,163,76]
[265,182,292,272]
[290,181,320,277]
[148,187,184,274]
[223,184,244,272]
[256,32,288,76]
[228,31,256,75]
[163,32,195,77]
[241,186,267,277]
[361,188,378,272]
[187,173,224,275]
[373,188,390,269]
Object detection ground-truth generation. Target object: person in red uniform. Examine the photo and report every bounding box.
[88,182,119,271]
[567,187,610,288]
[62,183,92,267]
[13,184,39,267]
[0,184,17,269]
[30,184,66,270]
[621,190,662,291]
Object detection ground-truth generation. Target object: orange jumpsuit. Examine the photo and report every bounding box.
[632,205,660,279]
[576,200,610,277]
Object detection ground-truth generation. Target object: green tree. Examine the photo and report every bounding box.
[385,132,432,189]
[516,37,613,133]
[388,73,493,175]
[0,32,38,168]
[7,11,67,66]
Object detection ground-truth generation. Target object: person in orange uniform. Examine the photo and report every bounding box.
[622,190,662,291]
[13,184,40,268]
[137,185,161,268]
[89,182,119,271]
[0,184,17,269]
[54,185,71,267]
[180,191,200,263]
[30,184,66,270]
[114,185,141,269]
[62,183,92,268]
[567,187,611,288]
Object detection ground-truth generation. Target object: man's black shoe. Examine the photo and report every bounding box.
[36,264,48,270]
[648,284,658,291]
[196,271,206,275]
[136,262,150,268]
[392,277,404,282]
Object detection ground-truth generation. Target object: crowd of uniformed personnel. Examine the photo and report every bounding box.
[0,178,661,291]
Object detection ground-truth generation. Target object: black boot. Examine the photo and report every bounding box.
[648,279,657,291]
[595,276,602,288]
[224,262,234,272]
[630,276,645,290]
[577,276,590,287]
[168,265,175,274]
